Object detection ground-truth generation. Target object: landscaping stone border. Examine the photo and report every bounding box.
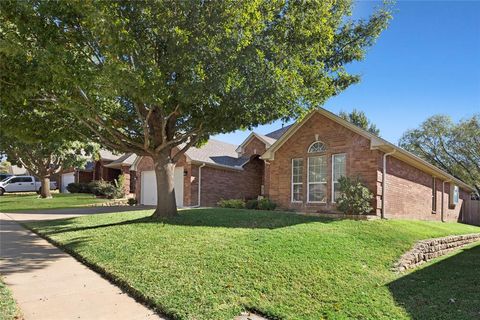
[394,233,480,272]
[86,199,130,207]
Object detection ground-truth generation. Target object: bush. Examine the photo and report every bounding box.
[245,199,259,209]
[66,182,90,193]
[336,176,373,215]
[217,199,245,209]
[88,180,117,199]
[257,198,277,210]
[113,174,126,199]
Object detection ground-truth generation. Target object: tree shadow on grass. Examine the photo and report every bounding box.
[388,244,480,320]
[34,208,335,235]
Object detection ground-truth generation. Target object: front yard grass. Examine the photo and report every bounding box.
[0,193,108,212]
[26,208,480,320]
[0,277,21,320]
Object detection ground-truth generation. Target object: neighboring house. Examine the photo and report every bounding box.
[60,150,137,194]
[8,165,29,175]
[134,107,475,222]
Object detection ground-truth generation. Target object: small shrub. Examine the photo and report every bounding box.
[217,199,245,209]
[127,198,137,206]
[257,198,277,210]
[336,176,373,215]
[66,182,90,193]
[245,199,259,209]
[88,180,117,199]
[113,174,126,199]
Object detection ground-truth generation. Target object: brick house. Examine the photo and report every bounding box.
[60,150,137,194]
[134,108,475,221]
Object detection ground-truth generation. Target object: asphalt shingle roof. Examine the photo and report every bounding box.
[265,124,293,140]
[185,139,249,168]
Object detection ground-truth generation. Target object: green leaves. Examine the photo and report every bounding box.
[399,114,480,195]
[1,0,391,158]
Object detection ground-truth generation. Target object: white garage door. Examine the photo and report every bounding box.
[141,167,184,207]
[61,172,75,193]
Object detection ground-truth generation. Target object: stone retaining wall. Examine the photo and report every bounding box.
[394,233,480,272]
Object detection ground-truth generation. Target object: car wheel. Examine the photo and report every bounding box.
[37,187,42,195]
[0,188,4,196]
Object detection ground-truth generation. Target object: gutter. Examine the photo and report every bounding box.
[381,150,396,219]
[192,163,205,208]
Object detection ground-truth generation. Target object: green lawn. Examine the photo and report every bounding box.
[25,209,480,320]
[0,193,108,212]
[0,278,21,320]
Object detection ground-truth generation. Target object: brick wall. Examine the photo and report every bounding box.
[265,112,380,213]
[384,156,468,221]
[135,154,264,207]
[243,136,267,157]
[197,157,264,206]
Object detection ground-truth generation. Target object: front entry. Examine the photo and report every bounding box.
[140,167,184,207]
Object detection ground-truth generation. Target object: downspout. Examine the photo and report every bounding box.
[441,180,449,222]
[381,150,396,219]
[193,163,205,207]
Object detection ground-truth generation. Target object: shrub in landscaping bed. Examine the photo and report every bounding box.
[336,176,373,215]
[88,179,124,199]
[217,199,245,209]
[245,199,259,209]
[66,182,91,193]
[257,198,277,210]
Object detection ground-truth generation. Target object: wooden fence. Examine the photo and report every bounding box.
[462,199,480,226]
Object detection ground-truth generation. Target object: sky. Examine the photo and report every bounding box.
[212,0,480,146]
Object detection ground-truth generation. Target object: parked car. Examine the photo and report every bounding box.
[0,173,12,181]
[0,175,58,195]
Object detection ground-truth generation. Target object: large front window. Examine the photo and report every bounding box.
[332,154,346,202]
[291,158,303,202]
[308,156,327,202]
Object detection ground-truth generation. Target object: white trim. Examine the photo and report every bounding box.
[307,141,327,154]
[307,155,327,203]
[291,158,303,203]
[260,107,474,192]
[331,153,346,203]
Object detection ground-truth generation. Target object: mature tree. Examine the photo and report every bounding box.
[339,109,380,135]
[0,100,97,198]
[0,161,11,174]
[0,0,391,217]
[399,114,480,195]
[0,135,96,198]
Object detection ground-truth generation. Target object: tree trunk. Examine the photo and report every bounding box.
[40,176,52,198]
[152,154,178,218]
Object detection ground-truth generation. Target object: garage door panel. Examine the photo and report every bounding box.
[61,173,75,193]
[141,167,183,207]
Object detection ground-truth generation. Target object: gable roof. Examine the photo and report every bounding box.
[236,132,277,154]
[261,107,474,192]
[103,153,138,168]
[186,139,248,169]
[265,124,293,140]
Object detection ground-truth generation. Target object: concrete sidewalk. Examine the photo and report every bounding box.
[0,212,163,320]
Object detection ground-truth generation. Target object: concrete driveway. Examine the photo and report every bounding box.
[0,206,164,320]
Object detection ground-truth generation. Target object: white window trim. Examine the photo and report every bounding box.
[331,153,347,203]
[307,155,327,203]
[291,158,303,203]
[307,141,327,154]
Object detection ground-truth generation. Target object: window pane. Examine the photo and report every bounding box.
[309,183,327,202]
[10,178,20,183]
[308,156,327,183]
[333,154,346,181]
[308,141,326,153]
[333,182,342,202]
[293,184,303,202]
[292,159,303,183]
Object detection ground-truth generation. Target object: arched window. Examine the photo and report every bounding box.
[308,141,326,153]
